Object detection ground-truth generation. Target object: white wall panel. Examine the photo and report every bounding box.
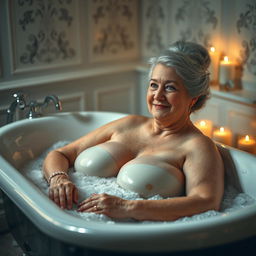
[94,85,135,114]
[191,99,220,125]
[227,108,256,136]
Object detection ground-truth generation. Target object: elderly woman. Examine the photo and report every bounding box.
[43,41,224,221]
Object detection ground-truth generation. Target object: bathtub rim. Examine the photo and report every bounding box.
[1,111,256,252]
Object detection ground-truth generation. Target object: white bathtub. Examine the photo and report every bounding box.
[0,111,256,255]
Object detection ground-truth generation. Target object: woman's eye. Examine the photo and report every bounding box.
[165,85,176,92]
[150,83,158,89]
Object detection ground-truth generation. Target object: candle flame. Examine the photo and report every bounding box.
[245,135,250,141]
[223,56,229,62]
[220,127,225,133]
[200,120,206,127]
[210,47,215,53]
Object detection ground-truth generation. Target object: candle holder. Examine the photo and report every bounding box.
[194,119,213,138]
[237,134,256,154]
[209,46,220,86]
[219,56,236,91]
[213,126,233,146]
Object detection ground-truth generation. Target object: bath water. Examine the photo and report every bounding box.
[22,141,256,224]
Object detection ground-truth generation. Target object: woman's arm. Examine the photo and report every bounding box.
[43,116,129,209]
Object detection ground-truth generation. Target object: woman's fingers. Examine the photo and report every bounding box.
[77,194,100,212]
[53,187,61,206]
[49,181,78,210]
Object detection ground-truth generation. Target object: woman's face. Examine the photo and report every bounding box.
[147,64,196,125]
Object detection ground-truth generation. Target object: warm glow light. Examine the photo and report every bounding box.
[223,56,229,62]
[213,126,232,146]
[194,120,213,137]
[238,135,256,154]
[200,120,206,127]
[210,47,215,53]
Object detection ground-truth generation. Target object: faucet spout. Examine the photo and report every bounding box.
[43,95,62,111]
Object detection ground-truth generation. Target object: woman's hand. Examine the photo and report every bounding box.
[77,193,132,219]
[49,176,78,210]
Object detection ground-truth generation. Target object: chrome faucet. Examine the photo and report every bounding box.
[6,93,62,124]
[6,93,27,124]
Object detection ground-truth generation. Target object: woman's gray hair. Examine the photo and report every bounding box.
[148,41,211,112]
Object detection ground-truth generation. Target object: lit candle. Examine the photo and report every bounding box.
[209,47,220,85]
[219,56,235,86]
[237,135,256,154]
[195,120,213,137]
[213,127,232,146]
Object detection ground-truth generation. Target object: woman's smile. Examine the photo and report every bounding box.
[153,102,170,110]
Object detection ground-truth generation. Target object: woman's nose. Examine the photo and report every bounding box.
[154,88,165,100]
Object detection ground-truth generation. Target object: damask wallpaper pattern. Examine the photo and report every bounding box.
[89,0,138,62]
[141,0,168,57]
[175,0,218,47]
[142,0,221,57]
[6,0,256,84]
[141,0,255,81]
[237,0,256,75]
[10,0,80,72]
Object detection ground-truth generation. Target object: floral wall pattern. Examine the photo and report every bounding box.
[174,0,218,47]
[10,0,79,72]
[141,0,168,58]
[141,0,255,90]
[89,0,138,62]
[237,0,256,75]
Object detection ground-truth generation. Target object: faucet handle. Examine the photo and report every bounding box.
[13,92,26,110]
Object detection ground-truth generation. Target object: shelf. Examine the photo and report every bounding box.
[210,85,256,106]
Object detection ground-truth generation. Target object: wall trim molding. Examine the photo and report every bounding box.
[0,62,143,91]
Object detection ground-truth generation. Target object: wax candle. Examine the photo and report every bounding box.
[219,56,235,86]
[213,127,232,146]
[209,47,220,85]
[237,135,256,154]
[195,120,213,137]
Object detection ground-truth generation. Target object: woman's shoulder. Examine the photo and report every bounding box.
[116,114,150,126]
[185,127,217,155]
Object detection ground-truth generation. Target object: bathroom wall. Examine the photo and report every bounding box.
[0,0,255,126]
[0,0,140,126]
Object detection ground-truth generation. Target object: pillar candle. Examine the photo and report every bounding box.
[213,127,232,146]
[194,120,213,137]
[209,47,220,85]
[237,135,256,154]
[219,56,235,85]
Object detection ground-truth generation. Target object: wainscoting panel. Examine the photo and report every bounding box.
[227,108,256,137]
[8,0,81,74]
[191,99,220,126]
[94,85,135,114]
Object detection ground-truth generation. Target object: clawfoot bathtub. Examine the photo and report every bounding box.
[0,111,256,256]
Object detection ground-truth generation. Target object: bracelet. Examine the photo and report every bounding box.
[48,171,69,185]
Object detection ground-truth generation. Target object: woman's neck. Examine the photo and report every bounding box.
[150,116,193,137]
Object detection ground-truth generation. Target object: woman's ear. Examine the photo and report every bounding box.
[190,97,199,110]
